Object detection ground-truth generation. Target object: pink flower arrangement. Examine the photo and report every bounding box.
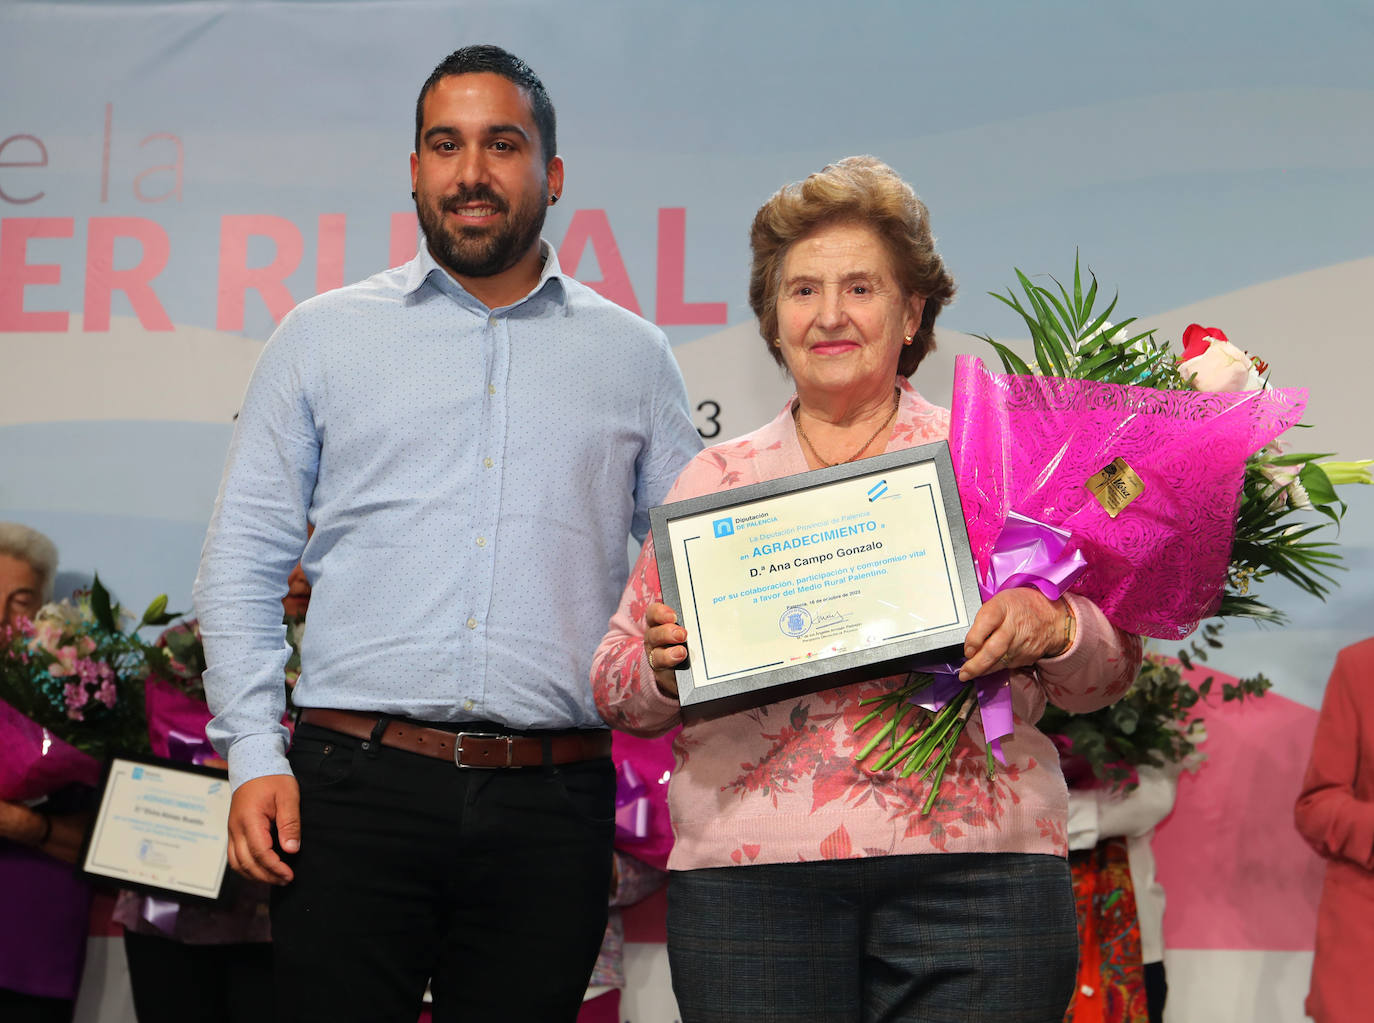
[1,577,179,794]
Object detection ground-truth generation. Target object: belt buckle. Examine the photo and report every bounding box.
[454,732,510,769]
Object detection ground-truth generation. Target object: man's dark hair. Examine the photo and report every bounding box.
[414,45,557,164]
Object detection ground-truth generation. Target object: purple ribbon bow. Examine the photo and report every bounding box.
[911,512,1088,764]
[614,760,651,842]
[166,727,218,767]
[140,896,183,934]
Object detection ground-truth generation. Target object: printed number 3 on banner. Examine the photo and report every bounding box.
[695,400,721,439]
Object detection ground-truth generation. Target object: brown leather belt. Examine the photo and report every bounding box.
[297,708,611,769]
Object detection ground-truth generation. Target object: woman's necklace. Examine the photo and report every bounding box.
[794,387,900,467]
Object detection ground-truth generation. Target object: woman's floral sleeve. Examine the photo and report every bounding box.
[1036,592,1144,714]
[592,446,753,735]
[592,534,684,736]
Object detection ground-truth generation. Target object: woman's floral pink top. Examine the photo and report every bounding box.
[591,381,1143,870]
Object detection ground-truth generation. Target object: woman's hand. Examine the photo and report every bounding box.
[958,588,1075,681]
[0,799,47,846]
[0,800,91,864]
[644,602,688,699]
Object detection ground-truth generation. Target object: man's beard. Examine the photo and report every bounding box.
[416,181,548,280]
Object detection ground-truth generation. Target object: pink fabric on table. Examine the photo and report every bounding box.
[949,355,1306,640]
[1154,673,1321,951]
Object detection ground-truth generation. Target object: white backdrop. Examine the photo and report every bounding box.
[3,2,1372,1020]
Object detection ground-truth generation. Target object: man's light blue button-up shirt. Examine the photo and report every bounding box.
[195,242,701,789]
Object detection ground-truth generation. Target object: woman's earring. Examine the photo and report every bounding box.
[903,334,914,346]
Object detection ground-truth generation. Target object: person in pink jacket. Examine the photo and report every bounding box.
[591,157,1143,1023]
[1295,636,1374,1023]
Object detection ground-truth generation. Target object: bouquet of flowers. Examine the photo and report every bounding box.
[856,259,1370,805]
[146,616,305,702]
[0,577,179,800]
[1042,631,1271,791]
[142,615,304,765]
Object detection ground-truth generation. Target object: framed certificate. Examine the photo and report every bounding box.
[78,753,231,901]
[650,440,982,712]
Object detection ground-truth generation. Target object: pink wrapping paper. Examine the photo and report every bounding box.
[611,729,677,871]
[950,356,1306,639]
[143,677,214,761]
[0,698,102,802]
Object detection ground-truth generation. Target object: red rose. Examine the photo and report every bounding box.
[1180,323,1229,362]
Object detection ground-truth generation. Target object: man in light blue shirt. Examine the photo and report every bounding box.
[194,44,700,1021]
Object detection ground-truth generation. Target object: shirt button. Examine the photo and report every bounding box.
[488,384,496,395]
[476,536,487,548]
[463,699,475,712]
[466,617,477,630]
[483,457,494,469]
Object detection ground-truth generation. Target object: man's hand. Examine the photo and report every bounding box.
[227,774,300,885]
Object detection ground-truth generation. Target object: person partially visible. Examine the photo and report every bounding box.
[0,523,93,1023]
[593,157,1143,1022]
[112,559,311,1023]
[579,851,667,1023]
[1066,764,1180,1023]
[579,730,676,1022]
[194,44,700,1022]
[0,527,47,627]
[1294,637,1374,1023]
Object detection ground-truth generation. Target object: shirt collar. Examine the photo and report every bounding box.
[403,236,570,314]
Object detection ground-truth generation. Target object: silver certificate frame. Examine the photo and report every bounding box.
[649,440,982,713]
[78,753,231,901]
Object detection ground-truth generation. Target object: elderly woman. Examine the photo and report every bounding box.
[591,157,1143,1023]
[0,523,93,1023]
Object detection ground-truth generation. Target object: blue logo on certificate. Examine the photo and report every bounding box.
[132,767,144,780]
[712,517,734,538]
[779,606,812,638]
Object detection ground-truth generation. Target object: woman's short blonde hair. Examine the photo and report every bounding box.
[748,156,955,378]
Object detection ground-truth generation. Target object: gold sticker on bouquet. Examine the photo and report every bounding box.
[1086,458,1145,518]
